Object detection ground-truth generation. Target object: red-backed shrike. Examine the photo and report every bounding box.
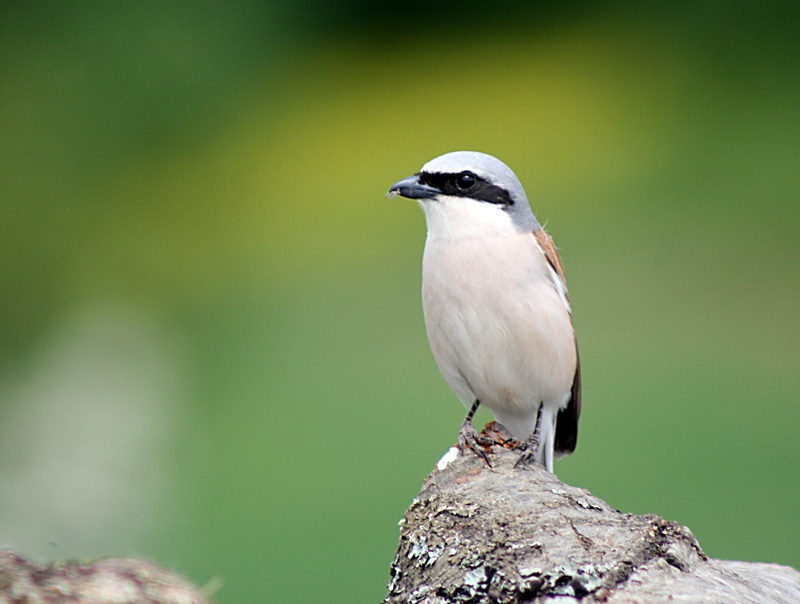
[387,151,580,472]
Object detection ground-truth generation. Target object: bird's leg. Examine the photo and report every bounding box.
[457,400,494,466]
[514,402,544,469]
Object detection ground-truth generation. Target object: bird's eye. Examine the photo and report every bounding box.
[455,172,476,191]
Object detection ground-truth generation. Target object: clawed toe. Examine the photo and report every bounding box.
[513,402,545,470]
[457,420,493,466]
[513,443,539,469]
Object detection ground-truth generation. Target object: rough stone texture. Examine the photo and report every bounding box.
[383,428,800,604]
[0,550,210,604]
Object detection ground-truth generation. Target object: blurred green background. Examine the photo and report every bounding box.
[1,1,798,601]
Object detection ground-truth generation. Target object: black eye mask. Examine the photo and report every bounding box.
[417,171,515,207]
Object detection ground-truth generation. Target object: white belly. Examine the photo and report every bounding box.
[422,229,577,441]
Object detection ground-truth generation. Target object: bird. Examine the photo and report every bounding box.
[386,151,580,472]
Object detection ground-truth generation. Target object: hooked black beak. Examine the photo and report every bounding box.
[387,175,440,200]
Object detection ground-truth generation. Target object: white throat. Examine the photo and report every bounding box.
[419,196,516,241]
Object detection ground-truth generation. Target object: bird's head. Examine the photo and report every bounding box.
[387,151,540,236]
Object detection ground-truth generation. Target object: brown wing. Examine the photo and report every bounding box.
[533,229,568,296]
[533,228,581,455]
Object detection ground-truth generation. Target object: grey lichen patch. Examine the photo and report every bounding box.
[462,566,488,589]
[575,497,604,511]
[447,534,462,557]
[518,562,616,598]
[408,534,445,567]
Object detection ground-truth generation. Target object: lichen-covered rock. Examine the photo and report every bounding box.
[383,434,800,603]
[0,550,210,604]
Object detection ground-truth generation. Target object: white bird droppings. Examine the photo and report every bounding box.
[436,446,460,471]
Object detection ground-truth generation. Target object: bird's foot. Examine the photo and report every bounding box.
[457,420,495,466]
[513,402,544,470]
[513,424,544,470]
